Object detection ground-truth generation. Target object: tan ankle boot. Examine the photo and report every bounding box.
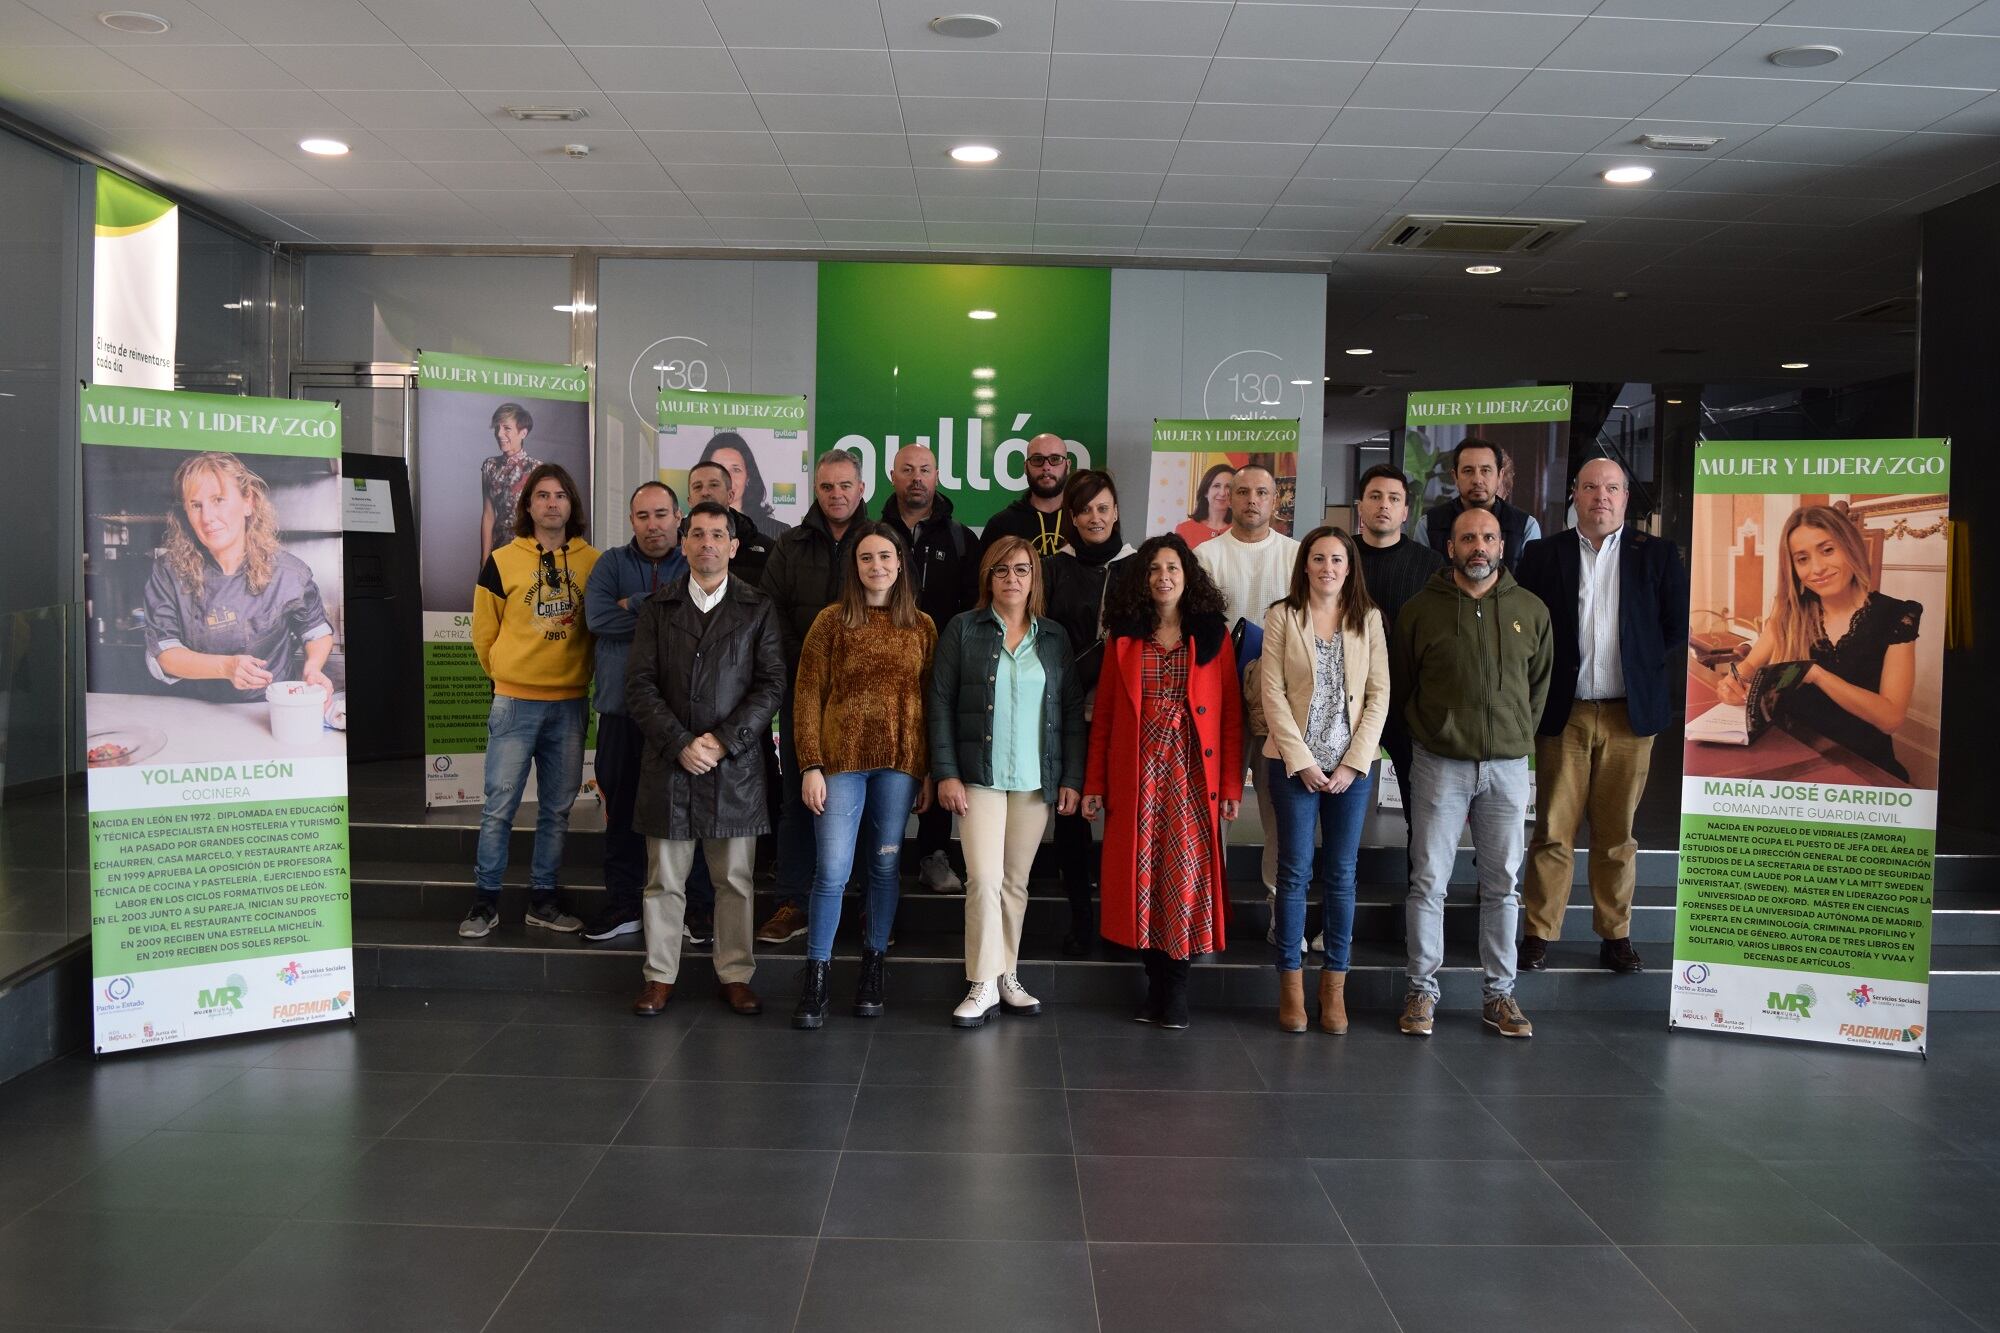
[1277,969,1307,1033]
[1319,971,1349,1035]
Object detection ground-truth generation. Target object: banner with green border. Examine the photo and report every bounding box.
[1151,419,1300,451]
[417,351,590,401]
[93,168,178,390]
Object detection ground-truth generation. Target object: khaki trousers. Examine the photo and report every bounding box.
[961,786,1048,982]
[1522,700,1654,942]
[642,835,756,985]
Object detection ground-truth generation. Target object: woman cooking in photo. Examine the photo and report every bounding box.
[1716,502,1919,782]
[144,451,336,704]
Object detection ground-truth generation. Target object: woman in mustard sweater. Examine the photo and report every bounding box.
[791,521,937,1029]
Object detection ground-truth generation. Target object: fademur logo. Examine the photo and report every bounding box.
[1839,1022,1924,1043]
[1765,984,1817,1020]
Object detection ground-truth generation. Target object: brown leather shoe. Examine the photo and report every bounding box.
[1277,969,1307,1033]
[633,981,673,1016]
[717,981,764,1016]
[1318,970,1349,1035]
[1518,934,1549,972]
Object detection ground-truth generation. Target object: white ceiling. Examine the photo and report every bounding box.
[7,0,1999,390]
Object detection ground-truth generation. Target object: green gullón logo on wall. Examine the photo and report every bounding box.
[815,263,1111,528]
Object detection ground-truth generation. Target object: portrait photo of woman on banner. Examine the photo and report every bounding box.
[1174,462,1235,550]
[478,402,542,566]
[698,430,792,540]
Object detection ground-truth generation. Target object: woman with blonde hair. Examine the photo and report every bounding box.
[1259,526,1388,1034]
[929,535,1086,1027]
[1718,502,1919,781]
[791,520,937,1028]
[145,451,335,703]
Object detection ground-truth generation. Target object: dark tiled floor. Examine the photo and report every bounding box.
[2,989,1998,1332]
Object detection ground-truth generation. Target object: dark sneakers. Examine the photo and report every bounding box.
[684,910,715,947]
[582,904,641,942]
[1518,935,1549,971]
[1600,937,1645,974]
[457,901,498,939]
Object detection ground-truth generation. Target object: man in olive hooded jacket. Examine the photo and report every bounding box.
[1390,507,1552,1040]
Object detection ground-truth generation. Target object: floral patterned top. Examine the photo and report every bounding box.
[481,449,541,553]
[1304,632,1351,772]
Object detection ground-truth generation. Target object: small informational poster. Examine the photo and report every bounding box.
[92,169,178,390]
[341,477,395,533]
[1402,385,1573,542]
[657,390,808,541]
[1147,418,1301,544]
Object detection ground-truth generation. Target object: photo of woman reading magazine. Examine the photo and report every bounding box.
[1715,503,1920,783]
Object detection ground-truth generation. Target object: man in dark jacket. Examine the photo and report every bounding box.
[625,501,786,1017]
[1422,437,1544,567]
[1392,507,1552,1040]
[756,449,866,943]
[981,433,1073,556]
[879,443,979,895]
[688,459,775,586]
[1514,458,1688,976]
[1353,463,1443,814]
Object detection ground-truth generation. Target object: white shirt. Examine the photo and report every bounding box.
[689,574,729,615]
[1576,527,1624,700]
[1196,528,1300,630]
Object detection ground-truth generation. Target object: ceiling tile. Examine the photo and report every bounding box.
[180,155,325,190]
[923,194,1038,221]
[1636,75,1831,125]
[1140,224,1251,248]
[803,193,924,219]
[1854,33,2000,89]
[1278,175,1413,205]
[502,128,655,162]
[638,131,785,165]
[1770,0,1975,28]
[543,160,677,189]
[1053,0,1232,57]
[1239,229,1347,255]
[888,49,1050,98]
[1032,222,1146,245]
[371,129,530,161]
[907,133,1042,170]
[1325,108,1483,149]
[1867,129,2000,174]
[1299,143,1446,179]
[1545,17,1754,75]
[181,0,398,44]
[687,191,812,218]
[107,43,308,91]
[1050,53,1211,102]
[749,91,906,134]
[1265,202,1392,230]
[896,95,1046,136]
[297,160,442,189]
[706,0,887,48]
[1588,215,1728,244]
[1037,168,1164,199]
[39,88,223,128]
[1220,4,1405,62]
[531,0,723,46]
[1596,0,1785,17]
[0,44,141,93]
[1397,180,1539,210]
[1459,113,1626,153]
[1197,57,1367,107]
[1545,149,1714,188]
[1379,9,1582,67]
[787,164,918,193]
[665,163,802,193]
[320,90,491,129]
[914,164,1040,194]
[731,47,892,96]
[1787,82,1986,130]
[1676,156,1830,192]
[1158,172,1291,203]
[1042,99,1191,138]
[1728,123,1906,162]
[258,45,452,91]
[1428,147,1579,185]
[608,92,765,132]
[1496,69,1682,117]
[1700,26,1924,83]
[177,89,357,129]
[466,89,631,129]
[1169,140,1311,174]
[1744,193,1889,223]
[421,160,558,190]
[596,215,719,242]
[1347,64,1527,113]
[707,218,825,243]
[879,0,1056,52]
[926,219,1034,243]
[568,190,702,216]
[815,218,929,244]
[771,132,911,167]
[1034,198,1153,224]
[411,46,593,91]
[27,0,240,44]
[1942,1,2000,36]
[1145,199,1271,227]
[369,0,559,44]
[1183,102,1336,143]
[1517,183,1648,217]
[569,47,745,95]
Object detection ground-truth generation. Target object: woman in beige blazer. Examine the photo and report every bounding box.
[1257,526,1389,1035]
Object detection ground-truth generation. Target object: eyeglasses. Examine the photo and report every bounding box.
[1026,455,1068,469]
[992,564,1034,581]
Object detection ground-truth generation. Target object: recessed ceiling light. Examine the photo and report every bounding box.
[505,105,588,121]
[552,302,597,313]
[971,367,995,379]
[222,302,243,310]
[1344,347,1373,356]
[949,144,1000,164]
[1768,43,1842,68]
[1288,378,1313,385]
[1638,133,1724,152]
[1666,398,1684,404]
[1465,264,1503,275]
[299,138,349,156]
[968,308,997,320]
[98,10,170,33]
[930,13,1003,38]
[1780,361,1809,369]
[1602,165,1654,185]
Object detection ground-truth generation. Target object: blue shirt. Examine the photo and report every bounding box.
[987,611,1045,792]
[584,540,686,715]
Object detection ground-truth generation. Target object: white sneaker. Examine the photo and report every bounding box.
[997,972,1042,1016]
[1265,889,1278,946]
[1309,931,1325,955]
[919,850,964,894]
[952,980,999,1028]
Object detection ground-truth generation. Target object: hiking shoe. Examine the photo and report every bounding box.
[1482,995,1534,1038]
[952,981,998,1028]
[526,900,582,933]
[918,850,963,894]
[684,910,715,947]
[458,902,498,939]
[757,903,807,944]
[582,905,641,941]
[1399,991,1436,1036]
[997,972,1041,1015]
[1599,937,1644,974]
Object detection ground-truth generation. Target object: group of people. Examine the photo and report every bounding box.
[453,428,1732,1040]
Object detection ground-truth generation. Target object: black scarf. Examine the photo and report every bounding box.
[1071,523,1125,568]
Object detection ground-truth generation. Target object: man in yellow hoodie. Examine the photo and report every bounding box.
[460,462,601,939]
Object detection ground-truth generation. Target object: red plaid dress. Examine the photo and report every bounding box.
[1132,637,1222,958]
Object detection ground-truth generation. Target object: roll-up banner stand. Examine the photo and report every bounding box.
[657,391,809,541]
[415,352,593,807]
[1672,438,1950,1053]
[1146,418,1302,542]
[92,170,177,391]
[82,385,354,1053]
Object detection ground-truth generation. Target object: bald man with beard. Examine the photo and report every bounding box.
[982,433,1075,557]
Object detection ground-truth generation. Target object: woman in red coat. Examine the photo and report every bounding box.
[1082,534,1242,1028]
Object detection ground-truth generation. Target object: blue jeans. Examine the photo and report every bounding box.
[1267,758,1372,972]
[473,695,586,900]
[805,768,917,961]
[1404,742,1528,1002]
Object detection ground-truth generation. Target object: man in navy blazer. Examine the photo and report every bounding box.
[1513,458,1688,975]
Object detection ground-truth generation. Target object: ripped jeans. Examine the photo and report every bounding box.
[805,767,918,962]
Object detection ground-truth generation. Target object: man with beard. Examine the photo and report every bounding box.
[1392,507,1551,1039]
[1422,437,1543,567]
[687,459,775,586]
[879,443,979,895]
[983,433,1073,556]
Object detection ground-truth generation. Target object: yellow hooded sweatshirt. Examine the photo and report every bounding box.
[472,535,601,700]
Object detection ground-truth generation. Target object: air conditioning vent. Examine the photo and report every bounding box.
[1836,296,1917,326]
[1372,214,1583,256]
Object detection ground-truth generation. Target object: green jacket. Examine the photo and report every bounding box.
[1390,566,1553,762]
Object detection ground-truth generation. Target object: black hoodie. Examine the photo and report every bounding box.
[878,490,978,632]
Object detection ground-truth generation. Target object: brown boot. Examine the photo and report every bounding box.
[1318,971,1349,1035]
[632,981,673,1016]
[1277,969,1307,1033]
[716,981,763,1016]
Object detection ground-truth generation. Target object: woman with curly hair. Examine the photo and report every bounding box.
[1082,534,1242,1028]
[145,451,335,703]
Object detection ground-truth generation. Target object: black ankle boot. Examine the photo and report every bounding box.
[1134,949,1165,1025]
[793,959,830,1030]
[854,948,886,1017]
[1161,957,1192,1029]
